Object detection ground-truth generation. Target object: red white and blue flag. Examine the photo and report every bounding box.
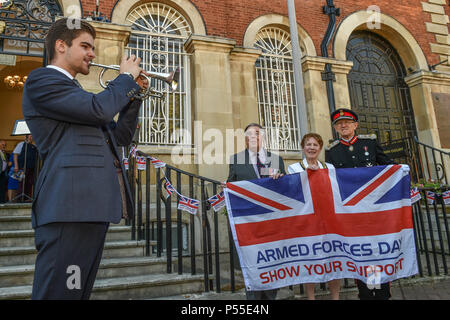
[178,196,200,215]
[443,190,450,205]
[208,191,226,212]
[410,187,421,204]
[224,165,418,291]
[164,179,177,199]
[136,156,146,170]
[426,191,435,205]
[149,156,166,169]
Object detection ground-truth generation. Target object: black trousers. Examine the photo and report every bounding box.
[32,222,109,300]
[356,279,391,300]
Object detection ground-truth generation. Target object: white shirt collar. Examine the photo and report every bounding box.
[340,135,356,143]
[248,148,268,164]
[46,65,74,80]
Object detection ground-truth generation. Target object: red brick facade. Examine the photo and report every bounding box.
[80,0,443,65]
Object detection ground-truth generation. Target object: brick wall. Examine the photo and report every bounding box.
[80,0,443,65]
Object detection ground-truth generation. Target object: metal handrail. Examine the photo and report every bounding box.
[126,150,235,293]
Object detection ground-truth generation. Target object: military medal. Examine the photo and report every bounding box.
[364,146,369,156]
[349,145,354,152]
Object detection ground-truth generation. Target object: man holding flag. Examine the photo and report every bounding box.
[325,108,396,300]
[226,123,286,300]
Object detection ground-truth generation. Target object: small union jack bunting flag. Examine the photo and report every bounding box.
[123,158,129,170]
[426,191,435,205]
[443,190,450,205]
[164,179,177,199]
[148,156,166,168]
[410,187,421,204]
[207,191,226,212]
[128,145,138,158]
[136,156,146,170]
[178,195,200,215]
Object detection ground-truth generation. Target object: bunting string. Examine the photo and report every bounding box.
[123,145,225,215]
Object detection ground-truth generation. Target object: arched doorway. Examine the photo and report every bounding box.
[346,31,417,144]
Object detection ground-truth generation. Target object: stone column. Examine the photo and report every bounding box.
[404,70,449,147]
[405,70,450,181]
[229,47,261,154]
[184,35,236,180]
[300,56,353,146]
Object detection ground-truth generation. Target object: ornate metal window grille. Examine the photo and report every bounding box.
[0,0,61,57]
[254,27,301,152]
[126,2,192,146]
[346,31,417,144]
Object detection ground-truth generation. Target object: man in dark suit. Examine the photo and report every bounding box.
[325,108,394,300]
[22,18,148,299]
[226,123,286,300]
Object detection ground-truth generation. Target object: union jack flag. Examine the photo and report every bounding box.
[148,156,166,168]
[410,187,421,204]
[136,156,146,170]
[207,191,226,212]
[224,165,417,290]
[164,179,177,199]
[178,196,200,215]
[443,190,450,205]
[123,158,129,170]
[426,191,435,205]
[128,145,138,158]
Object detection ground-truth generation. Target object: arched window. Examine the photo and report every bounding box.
[126,2,192,146]
[254,27,301,151]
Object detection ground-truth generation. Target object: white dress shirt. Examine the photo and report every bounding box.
[47,65,74,80]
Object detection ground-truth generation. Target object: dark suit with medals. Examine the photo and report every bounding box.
[325,134,394,168]
[325,108,395,300]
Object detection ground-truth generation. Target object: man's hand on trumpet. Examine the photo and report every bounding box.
[120,54,142,80]
[120,54,150,91]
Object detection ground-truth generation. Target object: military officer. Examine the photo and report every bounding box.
[325,108,393,168]
[325,108,394,300]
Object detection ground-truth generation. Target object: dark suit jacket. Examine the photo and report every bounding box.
[227,148,286,182]
[22,67,142,228]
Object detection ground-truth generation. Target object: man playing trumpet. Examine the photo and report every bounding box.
[22,18,148,299]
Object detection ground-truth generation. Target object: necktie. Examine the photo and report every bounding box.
[0,151,5,172]
[256,153,266,178]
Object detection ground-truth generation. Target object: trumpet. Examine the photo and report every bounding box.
[89,62,179,99]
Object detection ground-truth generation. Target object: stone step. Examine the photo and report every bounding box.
[0,215,128,231]
[90,273,207,300]
[0,273,207,300]
[0,204,32,217]
[0,256,170,287]
[0,225,134,247]
[0,240,147,267]
[0,216,32,231]
[151,286,295,300]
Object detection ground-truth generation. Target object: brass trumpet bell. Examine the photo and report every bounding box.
[89,62,179,99]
